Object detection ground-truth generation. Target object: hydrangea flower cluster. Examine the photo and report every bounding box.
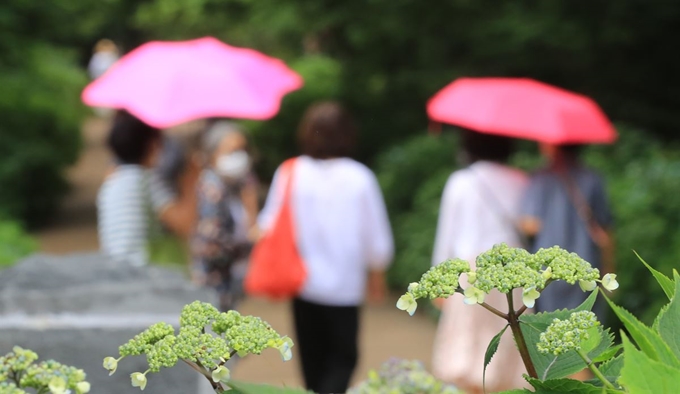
[537,311,600,355]
[397,259,470,315]
[104,301,293,391]
[347,358,462,394]
[0,346,90,394]
[397,244,619,315]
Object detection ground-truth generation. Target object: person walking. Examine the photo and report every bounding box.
[257,101,394,394]
[97,111,197,266]
[191,120,259,312]
[519,143,615,319]
[431,130,529,394]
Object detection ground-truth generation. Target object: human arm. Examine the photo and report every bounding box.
[518,175,546,240]
[240,174,260,241]
[363,173,395,305]
[591,175,616,274]
[256,164,286,237]
[156,155,200,238]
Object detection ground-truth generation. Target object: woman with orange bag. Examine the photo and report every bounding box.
[257,101,394,394]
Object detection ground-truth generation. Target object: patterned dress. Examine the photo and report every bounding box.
[191,169,254,311]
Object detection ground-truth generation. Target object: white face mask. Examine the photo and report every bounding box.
[216,150,251,180]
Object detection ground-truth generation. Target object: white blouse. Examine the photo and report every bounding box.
[258,156,394,306]
[432,161,529,265]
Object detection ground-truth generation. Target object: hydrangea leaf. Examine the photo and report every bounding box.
[592,344,622,363]
[656,271,680,360]
[483,325,508,393]
[585,354,624,389]
[634,251,674,301]
[526,377,623,393]
[604,295,680,368]
[619,333,680,394]
[226,381,314,394]
[519,291,614,380]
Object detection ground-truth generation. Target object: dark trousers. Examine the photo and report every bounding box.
[292,298,359,394]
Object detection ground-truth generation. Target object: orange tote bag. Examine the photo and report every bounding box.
[245,158,306,299]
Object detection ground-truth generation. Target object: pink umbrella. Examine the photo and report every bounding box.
[82,37,303,128]
[427,77,617,144]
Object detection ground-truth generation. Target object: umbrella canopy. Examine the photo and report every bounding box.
[82,37,303,128]
[427,77,617,144]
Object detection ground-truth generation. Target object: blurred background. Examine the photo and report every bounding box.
[2,0,680,386]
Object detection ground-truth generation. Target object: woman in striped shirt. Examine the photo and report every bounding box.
[97,111,197,266]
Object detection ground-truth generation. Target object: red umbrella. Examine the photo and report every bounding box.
[427,77,617,144]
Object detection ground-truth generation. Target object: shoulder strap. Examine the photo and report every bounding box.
[557,170,610,249]
[278,158,297,205]
[470,167,530,249]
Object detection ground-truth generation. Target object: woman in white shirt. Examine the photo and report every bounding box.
[431,130,529,394]
[258,102,394,394]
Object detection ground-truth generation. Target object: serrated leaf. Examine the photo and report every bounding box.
[604,295,680,368]
[619,333,680,393]
[634,251,674,300]
[592,344,622,363]
[652,303,670,331]
[656,271,680,360]
[226,381,313,394]
[526,377,621,394]
[484,324,508,393]
[597,354,624,386]
[519,291,613,380]
[495,390,533,394]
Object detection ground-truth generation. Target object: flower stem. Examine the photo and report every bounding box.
[455,288,509,319]
[576,350,616,390]
[479,301,509,320]
[507,292,538,379]
[182,359,224,392]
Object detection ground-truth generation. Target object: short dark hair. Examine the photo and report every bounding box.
[558,143,584,159]
[461,129,515,164]
[297,101,357,159]
[107,111,161,164]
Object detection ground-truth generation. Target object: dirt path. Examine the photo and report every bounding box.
[34,117,438,388]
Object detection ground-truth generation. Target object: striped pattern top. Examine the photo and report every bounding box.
[97,165,174,266]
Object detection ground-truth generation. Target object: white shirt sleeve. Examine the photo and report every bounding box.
[257,165,284,233]
[362,172,394,271]
[432,174,460,266]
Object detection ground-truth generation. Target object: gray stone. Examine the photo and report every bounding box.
[0,252,218,394]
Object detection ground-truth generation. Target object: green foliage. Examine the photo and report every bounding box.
[656,271,680,360]
[520,291,614,380]
[583,125,680,324]
[374,133,458,289]
[226,381,313,394]
[107,302,295,392]
[0,220,37,268]
[525,377,618,394]
[348,358,461,394]
[0,346,90,394]
[634,251,675,301]
[0,0,94,227]
[619,334,680,394]
[604,295,680,369]
[484,325,508,391]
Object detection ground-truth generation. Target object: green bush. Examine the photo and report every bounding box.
[0,44,86,228]
[583,125,680,324]
[245,55,343,181]
[374,133,458,289]
[0,220,37,268]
